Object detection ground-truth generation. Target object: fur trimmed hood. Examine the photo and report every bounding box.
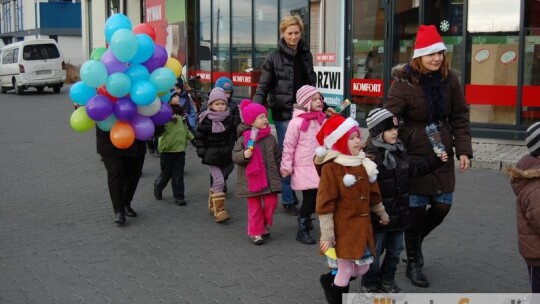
[506,161,540,181]
[391,64,414,86]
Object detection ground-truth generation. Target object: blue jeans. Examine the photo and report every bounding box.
[362,231,404,285]
[274,120,295,205]
[409,193,453,208]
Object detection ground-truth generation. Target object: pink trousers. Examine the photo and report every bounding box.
[246,193,278,236]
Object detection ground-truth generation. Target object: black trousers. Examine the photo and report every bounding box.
[154,152,186,200]
[101,154,145,213]
[299,189,317,218]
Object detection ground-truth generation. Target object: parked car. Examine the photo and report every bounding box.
[0,39,66,94]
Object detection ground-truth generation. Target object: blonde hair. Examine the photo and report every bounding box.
[279,15,304,34]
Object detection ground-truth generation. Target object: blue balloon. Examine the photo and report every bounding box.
[159,91,172,102]
[97,114,118,131]
[113,97,138,121]
[104,13,132,44]
[130,80,157,106]
[80,60,108,88]
[149,67,176,93]
[130,34,155,64]
[110,28,138,62]
[69,81,96,105]
[125,64,149,84]
[106,72,132,98]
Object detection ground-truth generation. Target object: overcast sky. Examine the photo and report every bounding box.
[467,0,520,32]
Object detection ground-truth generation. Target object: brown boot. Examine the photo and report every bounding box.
[208,189,214,214]
[211,192,230,223]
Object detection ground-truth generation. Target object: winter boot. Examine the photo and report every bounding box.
[208,188,214,214]
[405,230,429,287]
[319,271,335,303]
[330,284,350,304]
[296,216,316,245]
[211,192,230,223]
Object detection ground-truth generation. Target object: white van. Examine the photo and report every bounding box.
[0,39,66,94]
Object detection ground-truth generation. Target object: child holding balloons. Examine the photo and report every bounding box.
[193,87,240,223]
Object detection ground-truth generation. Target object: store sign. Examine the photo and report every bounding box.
[314,66,344,106]
[351,78,384,97]
[316,53,336,62]
[196,71,211,82]
[232,73,252,85]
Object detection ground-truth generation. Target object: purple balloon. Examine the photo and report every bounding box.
[113,97,138,121]
[142,44,168,73]
[150,102,173,125]
[101,50,127,75]
[130,114,155,141]
[86,95,113,121]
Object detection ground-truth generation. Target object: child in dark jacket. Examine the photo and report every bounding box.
[193,87,239,223]
[153,97,194,206]
[361,108,447,293]
[232,99,282,245]
[506,121,540,293]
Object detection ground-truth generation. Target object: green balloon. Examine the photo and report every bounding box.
[70,106,95,132]
[90,47,107,61]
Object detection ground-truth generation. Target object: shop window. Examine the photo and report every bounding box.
[213,0,231,73]
[522,0,540,123]
[466,0,520,125]
[231,0,253,98]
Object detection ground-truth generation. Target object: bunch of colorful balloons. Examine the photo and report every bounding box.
[69,14,182,149]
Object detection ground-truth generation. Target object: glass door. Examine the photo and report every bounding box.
[522,0,540,125]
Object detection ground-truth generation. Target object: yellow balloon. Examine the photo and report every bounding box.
[165,57,182,78]
[70,106,95,132]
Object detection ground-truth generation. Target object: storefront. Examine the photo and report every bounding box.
[82,0,538,139]
[184,0,539,139]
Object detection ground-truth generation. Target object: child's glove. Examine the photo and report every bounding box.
[370,202,390,225]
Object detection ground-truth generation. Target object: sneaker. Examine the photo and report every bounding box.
[282,204,298,216]
[379,279,401,293]
[251,235,264,245]
[262,226,270,238]
[360,284,379,293]
[154,188,162,200]
[175,198,186,206]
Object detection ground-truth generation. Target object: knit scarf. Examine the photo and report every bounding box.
[325,150,379,183]
[298,111,325,132]
[419,69,448,125]
[371,135,405,169]
[198,109,230,133]
[243,126,272,192]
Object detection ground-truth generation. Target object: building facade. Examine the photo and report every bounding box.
[0,0,83,64]
[82,0,540,139]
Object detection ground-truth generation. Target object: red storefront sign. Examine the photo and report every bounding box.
[351,78,384,97]
[465,84,540,107]
[316,53,336,62]
[194,71,261,87]
[196,71,212,82]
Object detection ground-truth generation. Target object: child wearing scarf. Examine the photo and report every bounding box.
[193,87,239,223]
[314,114,387,304]
[361,108,447,293]
[280,85,326,245]
[232,99,282,245]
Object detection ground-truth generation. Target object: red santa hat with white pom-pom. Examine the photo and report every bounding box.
[315,115,378,187]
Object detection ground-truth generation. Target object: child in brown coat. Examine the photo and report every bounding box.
[314,114,389,303]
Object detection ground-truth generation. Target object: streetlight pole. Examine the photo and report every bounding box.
[34,0,38,38]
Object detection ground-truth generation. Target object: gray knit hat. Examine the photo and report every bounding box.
[207,87,228,106]
[366,108,398,138]
[526,122,540,157]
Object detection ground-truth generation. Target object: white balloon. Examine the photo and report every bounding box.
[137,97,161,116]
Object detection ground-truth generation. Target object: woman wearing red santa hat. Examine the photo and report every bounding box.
[384,24,473,288]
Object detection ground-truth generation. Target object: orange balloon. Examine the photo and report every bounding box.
[110,121,135,149]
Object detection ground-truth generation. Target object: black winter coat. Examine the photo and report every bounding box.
[96,128,146,156]
[253,38,316,121]
[364,142,443,232]
[193,115,237,166]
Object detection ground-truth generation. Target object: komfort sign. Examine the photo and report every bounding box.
[351,78,384,97]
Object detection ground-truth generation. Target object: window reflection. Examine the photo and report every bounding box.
[232,0,252,98]
[467,0,520,125]
[522,0,540,124]
[213,0,231,72]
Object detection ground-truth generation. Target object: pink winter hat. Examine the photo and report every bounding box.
[239,99,267,125]
[208,87,228,106]
[296,85,320,110]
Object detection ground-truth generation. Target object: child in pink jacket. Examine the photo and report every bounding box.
[280,85,326,245]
